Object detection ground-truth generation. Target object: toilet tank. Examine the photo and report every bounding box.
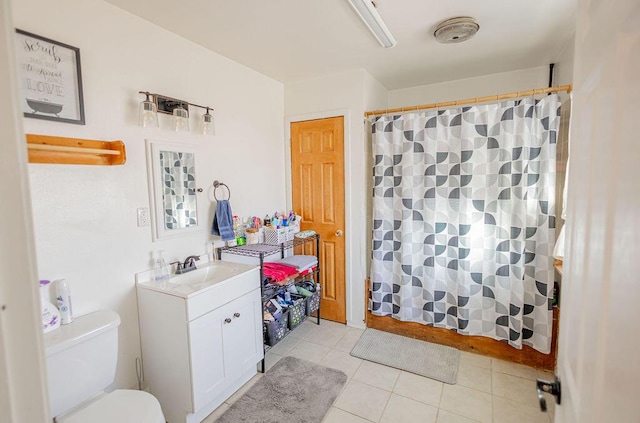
[44,310,121,418]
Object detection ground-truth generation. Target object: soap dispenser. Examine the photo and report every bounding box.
[39,280,61,333]
[153,250,170,281]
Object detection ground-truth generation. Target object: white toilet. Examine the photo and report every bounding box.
[44,310,165,423]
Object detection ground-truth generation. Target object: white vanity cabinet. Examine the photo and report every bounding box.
[137,263,263,423]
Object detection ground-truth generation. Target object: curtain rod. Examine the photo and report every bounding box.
[364,84,572,117]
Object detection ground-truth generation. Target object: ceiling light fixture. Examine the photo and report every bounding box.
[346,0,396,48]
[434,17,479,44]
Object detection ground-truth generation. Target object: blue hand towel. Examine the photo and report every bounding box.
[211,200,235,241]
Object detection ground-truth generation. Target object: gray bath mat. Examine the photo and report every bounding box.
[350,328,460,384]
[216,356,347,423]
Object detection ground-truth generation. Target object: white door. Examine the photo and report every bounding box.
[555,1,640,422]
[0,0,50,421]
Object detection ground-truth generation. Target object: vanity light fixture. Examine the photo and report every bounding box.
[138,91,215,135]
[346,0,396,48]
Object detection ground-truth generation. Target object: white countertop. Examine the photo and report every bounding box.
[137,260,259,298]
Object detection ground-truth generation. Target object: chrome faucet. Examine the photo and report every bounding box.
[174,255,200,274]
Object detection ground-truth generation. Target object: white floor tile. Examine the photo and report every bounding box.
[318,319,350,331]
[492,359,538,380]
[266,332,303,355]
[436,409,481,423]
[492,371,540,406]
[291,319,321,338]
[334,327,365,352]
[380,393,438,423]
[334,379,391,422]
[456,363,492,393]
[322,407,374,423]
[353,360,401,391]
[264,351,283,371]
[305,326,347,348]
[439,384,493,423]
[201,402,229,423]
[493,396,550,423]
[392,371,443,407]
[285,340,331,363]
[459,351,492,370]
[319,348,363,378]
[536,369,555,380]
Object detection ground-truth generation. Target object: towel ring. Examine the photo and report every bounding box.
[213,180,231,201]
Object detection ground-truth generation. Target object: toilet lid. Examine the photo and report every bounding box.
[57,389,165,423]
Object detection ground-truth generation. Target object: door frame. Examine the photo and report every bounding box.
[285,109,363,328]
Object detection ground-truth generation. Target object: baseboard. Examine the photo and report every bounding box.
[366,311,558,371]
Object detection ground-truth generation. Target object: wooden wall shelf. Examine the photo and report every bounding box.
[26,134,126,166]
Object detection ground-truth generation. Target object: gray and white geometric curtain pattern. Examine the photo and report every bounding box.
[370,95,560,353]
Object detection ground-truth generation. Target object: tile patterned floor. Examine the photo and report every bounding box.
[203,319,556,423]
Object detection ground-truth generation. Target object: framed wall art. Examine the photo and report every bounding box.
[14,29,85,125]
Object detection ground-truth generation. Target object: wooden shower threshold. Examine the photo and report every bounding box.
[366,308,559,371]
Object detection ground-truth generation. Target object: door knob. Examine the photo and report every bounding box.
[536,376,561,412]
[233,312,241,318]
[335,229,344,237]
[224,318,232,324]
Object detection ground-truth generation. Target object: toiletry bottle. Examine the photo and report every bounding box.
[154,250,170,281]
[55,278,73,325]
[39,280,61,333]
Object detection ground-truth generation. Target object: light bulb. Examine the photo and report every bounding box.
[201,109,215,136]
[172,106,189,132]
[138,95,159,127]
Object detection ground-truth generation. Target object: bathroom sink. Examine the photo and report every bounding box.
[137,260,258,298]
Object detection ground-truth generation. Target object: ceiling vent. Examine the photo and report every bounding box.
[434,17,479,44]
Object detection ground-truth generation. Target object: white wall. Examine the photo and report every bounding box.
[285,69,386,328]
[388,66,550,108]
[555,34,575,86]
[13,0,285,392]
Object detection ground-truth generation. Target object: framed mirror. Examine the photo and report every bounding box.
[146,139,201,241]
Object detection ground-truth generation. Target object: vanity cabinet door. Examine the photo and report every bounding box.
[220,288,262,380]
[188,287,262,411]
[189,306,225,411]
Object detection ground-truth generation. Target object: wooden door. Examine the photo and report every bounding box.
[555,1,640,422]
[291,117,346,323]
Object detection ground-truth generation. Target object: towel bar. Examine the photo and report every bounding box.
[213,180,231,200]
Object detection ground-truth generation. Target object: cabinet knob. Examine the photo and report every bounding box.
[234,312,241,318]
[224,318,232,324]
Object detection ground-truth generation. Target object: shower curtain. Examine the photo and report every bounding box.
[370,95,560,353]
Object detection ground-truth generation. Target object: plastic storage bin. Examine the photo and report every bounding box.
[305,285,321,316]
[264,310,289,346]
[287,295,307,330]
[263,227,287,245]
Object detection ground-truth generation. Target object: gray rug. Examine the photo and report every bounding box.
[216,356,347,423]
[350,328,460,384]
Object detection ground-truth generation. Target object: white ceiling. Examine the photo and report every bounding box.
[104,0,577,90]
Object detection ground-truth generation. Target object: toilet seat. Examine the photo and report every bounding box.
[56,389,164,423]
